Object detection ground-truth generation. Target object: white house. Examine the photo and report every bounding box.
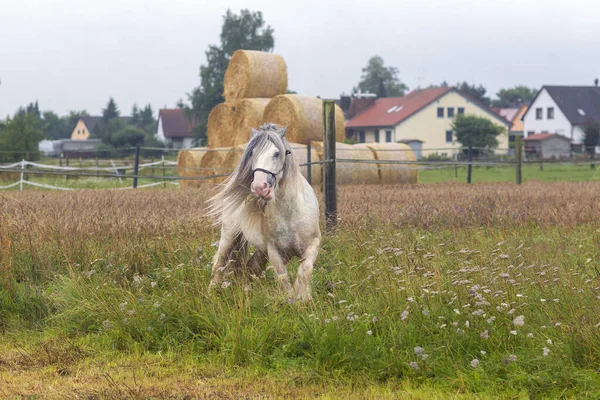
[156,109,195,149]
[522,85,600,146]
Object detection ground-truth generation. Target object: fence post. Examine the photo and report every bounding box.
[66,155,69,181]
[19,159,25,191]
[591,149,596,170]
[466,145,473,184]
[306,142,312,185]
[96,156,99,177]
[133,144,140,188]
[515,136,522,184]
[323,100,337,233]
[162,155,166,188]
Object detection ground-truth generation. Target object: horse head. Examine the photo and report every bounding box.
[245,123,293,201]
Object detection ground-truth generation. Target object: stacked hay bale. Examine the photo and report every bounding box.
[261,95,345,144]
[311,142,379,185]
[356,143,418,184]
[176,148,208,188]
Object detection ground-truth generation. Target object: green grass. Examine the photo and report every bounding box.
[1,187,600,398]
[419,163,600,184]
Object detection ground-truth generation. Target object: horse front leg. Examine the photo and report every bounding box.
[267,244,292,295]
[247,249,268,277]
[294,238,320,302]
[209,228,242,289]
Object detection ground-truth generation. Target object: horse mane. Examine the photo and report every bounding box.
[204,123,299,228]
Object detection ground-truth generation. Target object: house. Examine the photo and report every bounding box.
[345,87,511,157]
[492,105,528,144]
[70,116,133,140]
[156,109,194,149]
[524,133,571,159]
[521,85,600,149]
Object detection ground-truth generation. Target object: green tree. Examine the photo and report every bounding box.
[354,55,408,97]
[0,113,45,162]
[451,114,505,150]
[41,111,70,140]
[131,104,141,125]
[456,82,491,106]
[102,97,120,122]
[491,86,538,108]
[110,126,146,147]
[139,104,155,128]
[184,9,275,143]
[582,118,600,155]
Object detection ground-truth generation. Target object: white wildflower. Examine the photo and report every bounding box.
[119,302,128,312]
[513,315,525,327]
[487,316,496,324]
[555,322,562,327]
[102,320,113,330]
[465,320,470,328]
[507,354,517,363]
[401,310,409,321]
[367,330,373,335]
[543,347,550,357]
[547,339,553,345]
[151,281,157,288]
[414,346,424,356]
[325,319,331,324]
[527,333,534,338]
[221,281,231,289]
[409,361,419,370]
[422,309,430,316]
[508,308,516,315]
[159,313,166,321]
[470,359,480,368]
[510,330,517,335]
[480,330,489,339]
[332,315,339,321]
[480,350,487,356]
[153,302,160,309]
[454,309,461,315]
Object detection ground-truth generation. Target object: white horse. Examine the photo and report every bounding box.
[206,123,321,301]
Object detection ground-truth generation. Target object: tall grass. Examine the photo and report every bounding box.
[1,182,600,397]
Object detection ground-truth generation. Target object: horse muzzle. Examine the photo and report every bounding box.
[251,171,274,200]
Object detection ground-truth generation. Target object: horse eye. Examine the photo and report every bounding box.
[274,151,280,158]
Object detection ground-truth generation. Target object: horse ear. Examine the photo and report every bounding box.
[278,127,288,138]
[251,128,260,138]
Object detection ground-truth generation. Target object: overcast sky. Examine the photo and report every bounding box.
[1,0,599,118]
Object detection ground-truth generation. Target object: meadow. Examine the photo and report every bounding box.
[1,181,600,399]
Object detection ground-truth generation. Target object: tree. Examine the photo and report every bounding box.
[139,104,154,127]
[491,86,538,108]
[354,55,408,97]
[41,111,70,140]
[456,82,490,106]
[582,118,600,155]
[0,113,45,162]
[184,9,275,143]
[131,104,141,125]
[102,97,120,122]
[64,110,88,137]
[110,126,146,147]
[451,114,505,150]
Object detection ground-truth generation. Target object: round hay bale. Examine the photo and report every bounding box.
[358,143,418,184]
[176,148,208,188]
[207,103,233,149]
[262,95,345,145]
[207,98,271,149]
[289,143,322,188]
[199,147,231,185]
[223,50,288,101]
[310,141,379,185]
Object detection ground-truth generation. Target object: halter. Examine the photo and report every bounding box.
[252,149,291,186]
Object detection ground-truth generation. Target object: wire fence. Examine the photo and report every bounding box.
[0,140,598,191]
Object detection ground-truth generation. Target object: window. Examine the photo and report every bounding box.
[457,107,465,115]
[385,130,392,142]
[509,135,516,143]
[437,107,444,118]
[527,131,535,137]
[447,107,455,118]
[374,129,380,143]
[445,130,453,143]
[547,107,554,119]
[535,108,543,119]
[359,131,365,143]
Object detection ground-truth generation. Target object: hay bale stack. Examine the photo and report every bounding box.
[207,98,271,148]
[310,141,379,185]
[289,143,322,188]
[262,95,345,145]
[358,143,418,184]
[176,148,208,188]
[223,50,288,101]
[199,147,231,184]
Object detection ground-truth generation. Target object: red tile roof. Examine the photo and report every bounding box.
[346,87,451,128]
[159,109,192,138]
[524,133,571,142]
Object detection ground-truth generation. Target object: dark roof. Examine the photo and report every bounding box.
[524,133,571,142]
[158,109,192,138]
[346,87,509,128]
[81,116,133,134]
[523,86,600,125]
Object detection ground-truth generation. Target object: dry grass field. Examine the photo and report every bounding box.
[1,182,600,398]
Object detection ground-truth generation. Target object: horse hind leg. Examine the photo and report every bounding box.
[294,238,320,302]
[209,230,244,288]
[246,249,268,277]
